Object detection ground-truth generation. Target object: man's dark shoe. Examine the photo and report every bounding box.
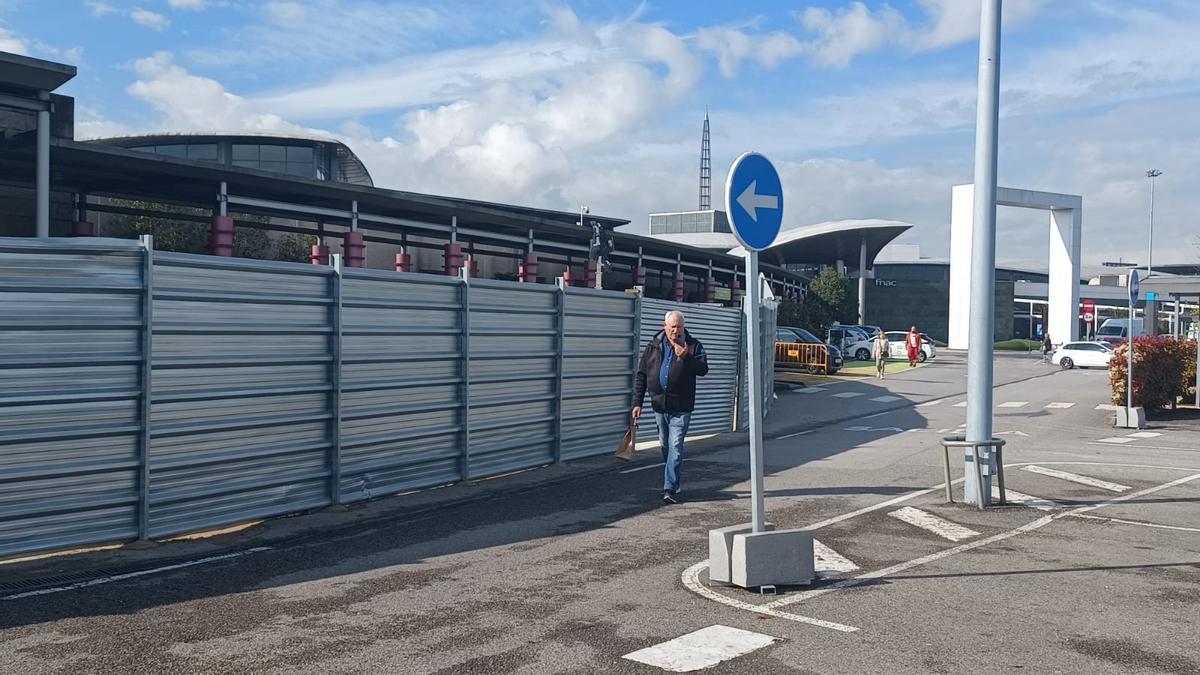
[661,491,678,504]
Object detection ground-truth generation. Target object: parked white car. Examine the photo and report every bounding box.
[878,331,936,363]
[1052,341,1114,369]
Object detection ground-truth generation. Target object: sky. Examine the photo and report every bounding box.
[2,0,1199,265]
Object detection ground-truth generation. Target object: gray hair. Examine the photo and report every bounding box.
[664,310,685,324]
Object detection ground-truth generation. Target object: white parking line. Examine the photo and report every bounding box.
[680,562,859,633]
[1044,402,1076,409]
[619,461,668,474]
[1126,431,1162,439]
[887,506,980,542]
[997,401,1028,408]
[994,486,1062,511]
[1095,404,1119,411]
[796,387,828,394]
[831,392,863,399]
[813,540,859,579]
[918,400,943,407]
[953,401,968,407]
[870,395,902,402]
[1022,465,1130,492]
[1097,437,1137,444]
[622,625,778,672]
[1068,513,1200,534]
[775,429,814,440]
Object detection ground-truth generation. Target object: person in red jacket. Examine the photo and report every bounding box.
[906,326,923,367]
[632,311,709,504]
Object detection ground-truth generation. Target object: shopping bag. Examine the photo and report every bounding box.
[614,424,637,461]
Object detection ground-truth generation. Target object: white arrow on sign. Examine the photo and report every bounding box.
[736,180,779,222]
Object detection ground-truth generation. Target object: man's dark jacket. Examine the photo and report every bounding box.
[633,330,709,414]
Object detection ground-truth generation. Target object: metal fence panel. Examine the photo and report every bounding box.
[639,298,742,435]
[0,238,144,558]
[339,269,465,500]
[560,287,639,460]
[466,279,559,477]
[147,254,335,538]
[739,298,778,428]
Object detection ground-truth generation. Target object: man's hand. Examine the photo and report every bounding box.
[672,340,687,358]
[632,406,642,422]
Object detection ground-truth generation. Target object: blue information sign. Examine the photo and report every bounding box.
[725,152,784,251]
[1129,270,1140,303]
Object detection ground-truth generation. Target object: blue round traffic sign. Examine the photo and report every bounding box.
[1129,269,1140,303]
[725,152,784,251]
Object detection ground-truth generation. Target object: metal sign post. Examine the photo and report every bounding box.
[1127,270,1139,418]
[725,151,784,534]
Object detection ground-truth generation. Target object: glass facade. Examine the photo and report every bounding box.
[649,210,731,235]
[121,139,365,184]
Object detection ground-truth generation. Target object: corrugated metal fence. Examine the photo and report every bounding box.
[0,238,770,559]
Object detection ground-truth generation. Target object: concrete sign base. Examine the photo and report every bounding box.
[1115,406,1146,430]
[708,522,774,584]
[730,528,815,589]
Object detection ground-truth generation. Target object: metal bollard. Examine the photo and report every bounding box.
[939,436,1007,508]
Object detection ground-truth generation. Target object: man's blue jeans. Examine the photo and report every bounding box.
[655,411,691,493]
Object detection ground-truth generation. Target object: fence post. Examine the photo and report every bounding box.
[629,289,643,431]
[732,301,747,432]
[138,235,154,540]
[330,254,344,504]
[460,270,472,480]
[553,278,566,464]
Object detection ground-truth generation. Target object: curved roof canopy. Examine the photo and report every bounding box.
[725,219,912,268]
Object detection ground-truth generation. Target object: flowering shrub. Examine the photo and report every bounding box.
[1109,337,1198,412]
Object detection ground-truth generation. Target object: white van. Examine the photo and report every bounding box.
[1096,318,1143,347]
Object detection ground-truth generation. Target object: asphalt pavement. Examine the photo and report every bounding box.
[2,351,1198,674]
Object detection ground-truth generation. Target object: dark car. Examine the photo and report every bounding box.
[776,326,843,374]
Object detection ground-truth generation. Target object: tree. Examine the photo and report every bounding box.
[807,267,857,325]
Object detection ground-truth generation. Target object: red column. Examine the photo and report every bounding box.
[584,260,598,288]
[444,243,463,277]
[310,245,329,266]
[395,252,411,273]
[672,271,685,302]
[211,216,234,257]
[633,265,646,287]
[72,221,95,237]
[704,275,716,303]
[344,231,365,268]
[520,252,539,283]
[562,265,574,287]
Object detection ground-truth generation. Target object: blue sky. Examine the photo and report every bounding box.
[2,0,1199,264]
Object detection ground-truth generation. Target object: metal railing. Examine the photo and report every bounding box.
[940,436,1006,509]
[774,341,829,374]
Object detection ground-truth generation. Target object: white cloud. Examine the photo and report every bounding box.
[264,1,304,22]
[800,3,905,68]
[130,8,170,31]
[168,0,206,10]
[0,26,26,54]
[694,26,807,77]
[84,0,119,17]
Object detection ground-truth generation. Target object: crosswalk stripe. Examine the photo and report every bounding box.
[1097,437,1136,444]
[1126,431,1162,439]
[831,392,863,398]
[993,486,1062,511]
[623,625,778,672]
[870,395,901,402]
[888,506,980,542]
[813,540,859,579]
[1022,465,1131,492]
[1095,404,1119,411]
[796,387,827,394]
[997,401,1028,408]
[1044,402,1076,409]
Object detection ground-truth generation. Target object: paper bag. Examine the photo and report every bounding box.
[614,424,636,461]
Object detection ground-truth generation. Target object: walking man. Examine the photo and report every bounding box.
[632,310,709,504]
[1042,332,1053,364]
[906,326,923,367]
[872,331,889,379]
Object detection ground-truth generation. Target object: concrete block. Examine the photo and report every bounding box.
[731,528,814,589]
[708,522,774,584]
[1115,406,1146,429]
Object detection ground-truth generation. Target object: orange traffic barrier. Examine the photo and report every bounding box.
[775,341,829,374]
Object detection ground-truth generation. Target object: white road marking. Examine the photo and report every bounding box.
[863,411,890,419]
[831,392,863,399]
[622,625,778,672]
[760,470,1200,613]
[1126,431,1162,439]
[775,429,814,440]
[870,395,902,403]
[1097,437,1137,444]
[1023,465,1131,492]
[888,506,980,542]
[953,401,968,407]
[680,562,858,633]
[1044,402,1076,409]
[1067,513,1200,534]
[796,387,828,394]
[813,540,859,579]
[2,547,272,600]
[619,461,668,474]
[1095,404,1119,411]
[997,401,1028,408]
[993,486,1062,511]
[918,400,943,407]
